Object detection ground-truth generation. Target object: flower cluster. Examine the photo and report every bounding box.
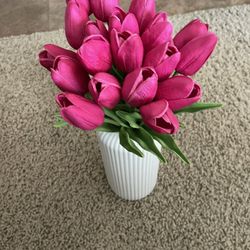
[39,0,220,163]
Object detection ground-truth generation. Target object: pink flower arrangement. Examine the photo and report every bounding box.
[39,0,222,163]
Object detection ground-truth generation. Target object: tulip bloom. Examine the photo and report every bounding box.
[109,7,139,34]
[110,29,144,73]
[89,73,121,109]
[78,35,112,75]
[176,32,218,76]
[39,44,76,71]
[141,12,173,53]
[140,99,179,134]
[174,19,218,75]
[65,0,89,49]
[89,0,119,22]
[155,76,202,111]
[144,42,180,81]
[66,0,90,14]
[122,67,158,107]
[173,19,209,50]
[83,19,108,39]
[129,0,156,33]
[56,93,104,130]
[51,56,89,95]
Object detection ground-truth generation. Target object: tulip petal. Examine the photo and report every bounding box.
[78,35,112,75]
[51,56,89,95]
[155,52,181,80]
[117,33,144,72]
[156,76,202,111]
[129,0,156,33]
[90,0,119,22]
[156,76,194,100]
[65,1,89,49]
[144,43,167,67]
[174,19,209,50]
[168,83,202,111]
[176,32,218,75]
[56,93,104,130]
[140,99,168,119]
[142,21,173,53]
[44,44,76,59]
[122,13,139,33]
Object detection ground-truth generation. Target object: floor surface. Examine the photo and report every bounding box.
[0,0,249,37]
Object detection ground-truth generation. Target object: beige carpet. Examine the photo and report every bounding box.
[0,5,250,250]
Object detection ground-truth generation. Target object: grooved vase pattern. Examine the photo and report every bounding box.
[97,132,161,200]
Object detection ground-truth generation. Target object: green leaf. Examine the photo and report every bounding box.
[175,103,223,114]
[144,126,189,164]
[104,118,120,126]
[119,127,144,157]
[116,111,141,128]
[115,104,136,112]
[110,65,124,83]
[54,113,68,128]
[127,127,166,163]
[54,120,68,128]
[96,123,120,132]
[104,108,129,128]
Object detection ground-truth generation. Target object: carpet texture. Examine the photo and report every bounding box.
[0,5,250,250]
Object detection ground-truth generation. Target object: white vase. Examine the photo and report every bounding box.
[97,132,162,200]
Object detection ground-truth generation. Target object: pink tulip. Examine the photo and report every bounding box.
[51,56,89,95]
[122,67,158,107]
[173,19,209,50]
[176,32,218,75]
[129,0,156,33]
[109,7,139,34]
[65,0,89,49]
[141,13,173,53]
[84,19,108,39]
[89,73,121,109]
[155,76,202,111]
[144,42,180,81]
[140,99,179,134]
[66,0,90,14]
[110,29,144,73]
[77,35,112,75]
[39,44,76,71]
[89,0,120,22]
[56,92,104,130]
[173,19,218,75]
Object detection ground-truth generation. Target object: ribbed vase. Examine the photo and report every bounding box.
[97,132,161,200]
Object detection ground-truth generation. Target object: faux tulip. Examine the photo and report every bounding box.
[56,93,104,130]
[140,99,179,134]
[89,0,119,22]
[89,73,121,109]
[176,32,218,75]
[83,19,108,39]
[109,7,139,34]
[144,42,180,81]
[155,76,202,111]
[78,35,112,75]
[51,56,89,95]
[173,19,209,50]
[141,13,173,53]
[66,0,90,14]
[65,0,89,49]
[122,67,158,107]
[129,0,156,33]
[110,29,144,73]
[39,44,76,71]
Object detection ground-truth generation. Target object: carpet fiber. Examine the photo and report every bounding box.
[0,5,250,250]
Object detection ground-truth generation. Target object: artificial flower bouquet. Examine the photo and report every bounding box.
[39,0,221,164]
